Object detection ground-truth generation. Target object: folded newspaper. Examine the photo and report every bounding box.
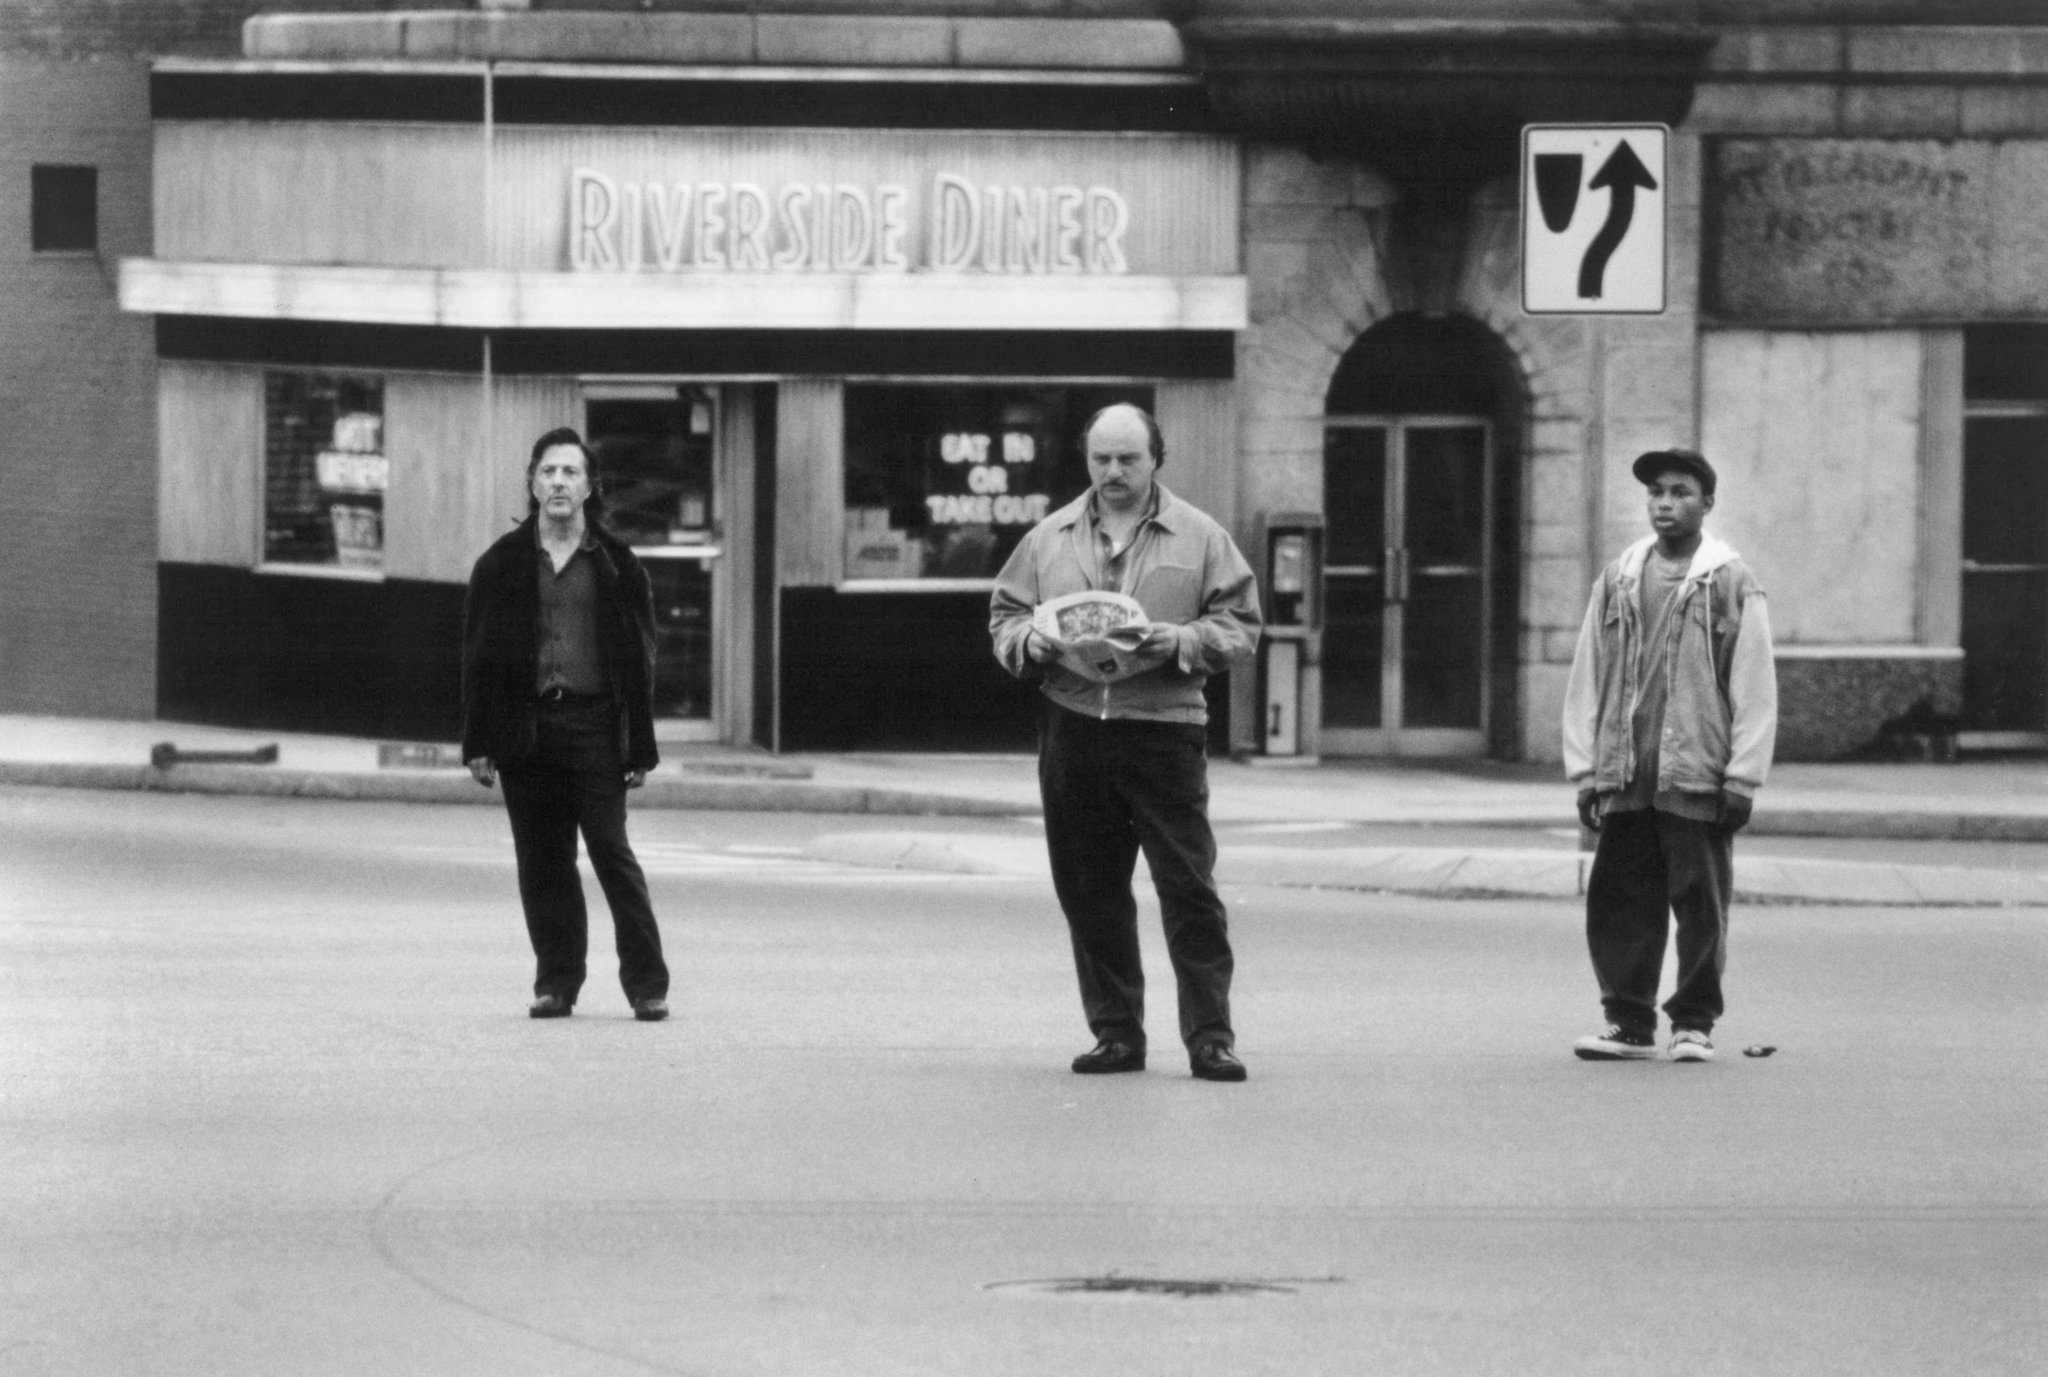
[1030,591,1154,684]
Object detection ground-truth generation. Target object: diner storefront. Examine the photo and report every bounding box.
[124,51,1244,750]
[106,6,2048,762]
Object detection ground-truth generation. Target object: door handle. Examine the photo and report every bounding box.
[1385,548,1410,603]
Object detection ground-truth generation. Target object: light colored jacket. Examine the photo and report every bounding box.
[1562,533,1777,797]
[990,483,1261,724]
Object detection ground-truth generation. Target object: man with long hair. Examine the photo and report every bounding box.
[461,427,670,1022]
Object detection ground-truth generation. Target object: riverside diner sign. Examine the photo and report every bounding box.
[570,171,1134,275]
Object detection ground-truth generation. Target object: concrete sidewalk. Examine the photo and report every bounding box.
[8,712,2048,907]
[9,712,2048,833]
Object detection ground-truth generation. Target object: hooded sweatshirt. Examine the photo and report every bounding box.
[1562,532,1777,800]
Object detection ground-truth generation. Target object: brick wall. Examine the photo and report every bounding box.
[0,56,157,717]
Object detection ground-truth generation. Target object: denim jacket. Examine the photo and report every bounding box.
[989,484,1261,724]
[1562,533,1778,798]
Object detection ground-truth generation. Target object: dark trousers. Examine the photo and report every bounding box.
[1038,703,1234,1054]
[1584,808,1732,1035]
[498,696,668,1006]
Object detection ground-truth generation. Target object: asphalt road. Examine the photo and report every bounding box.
[2,787,2043,1377]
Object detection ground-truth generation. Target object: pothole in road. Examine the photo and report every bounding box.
[986,1274,1343,1299]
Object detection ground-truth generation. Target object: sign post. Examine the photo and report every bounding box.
[1522,125,1668,315]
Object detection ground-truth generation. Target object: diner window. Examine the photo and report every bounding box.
[263,372,386,573]
[31,164,96,252]
[842,383,1151,584]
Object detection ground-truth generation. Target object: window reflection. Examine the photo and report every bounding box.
[264,371,385,571]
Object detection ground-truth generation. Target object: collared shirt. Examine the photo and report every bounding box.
[1085,485,1161,596]
[535,526,611,697]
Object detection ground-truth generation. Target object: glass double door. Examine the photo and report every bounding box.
[1962,410,2048,739]
[1322,417,1492,756]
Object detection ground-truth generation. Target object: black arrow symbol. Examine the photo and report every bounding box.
[1577,140,1658,299]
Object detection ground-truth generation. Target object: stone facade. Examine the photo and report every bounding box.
[1775,652,1964,760]
[1234,139,1707,763]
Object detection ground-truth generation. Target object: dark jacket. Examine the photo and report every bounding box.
[461,514,661,772]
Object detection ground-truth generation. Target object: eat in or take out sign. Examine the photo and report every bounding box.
[1521,125,1668,315]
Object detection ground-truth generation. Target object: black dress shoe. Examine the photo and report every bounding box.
[1071,1039,1145,1074]
[528,993,573,1019]
[632,997,669,1023]
[1190,1042,1247,1082]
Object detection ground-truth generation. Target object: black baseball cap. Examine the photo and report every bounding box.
[1631,448,1716,495]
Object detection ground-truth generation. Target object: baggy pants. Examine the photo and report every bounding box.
[498,695,668,1006]
[1038,702,1235,1054]
[1584,808,1732,1035]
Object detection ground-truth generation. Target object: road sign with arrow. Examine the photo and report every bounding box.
[1522,125,1667,315]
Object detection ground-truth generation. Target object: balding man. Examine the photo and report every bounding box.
[991,403,1262,1081]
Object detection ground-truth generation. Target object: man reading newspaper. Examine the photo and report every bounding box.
[990,403,1262,1081]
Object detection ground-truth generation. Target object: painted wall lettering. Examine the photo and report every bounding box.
[569,170,1132,275]
[1707,138,2012,322]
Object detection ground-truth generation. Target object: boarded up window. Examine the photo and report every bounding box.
[31,165,96,252]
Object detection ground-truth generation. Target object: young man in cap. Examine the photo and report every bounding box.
[1562,448,1777,1063]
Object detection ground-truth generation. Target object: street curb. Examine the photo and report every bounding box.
[10,757,2048,841]
[1747,809,2048,842]
[805,832,2048,908]
[0,760,1032,817]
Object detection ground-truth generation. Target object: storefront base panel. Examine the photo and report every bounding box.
[1775,654,1964,761]
[777,588,1232,754]
[157,563,464,743]
[778,588,1037,752]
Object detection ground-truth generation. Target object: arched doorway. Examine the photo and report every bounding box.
[1321,314,1523,757]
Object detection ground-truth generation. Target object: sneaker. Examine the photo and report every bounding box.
[1573,1025,1656,1060]
[1071,1039,1145,1074]
[1669,1029,1714,1062]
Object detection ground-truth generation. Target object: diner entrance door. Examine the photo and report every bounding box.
[1320,416,1493,756]
[584,384,730,743]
